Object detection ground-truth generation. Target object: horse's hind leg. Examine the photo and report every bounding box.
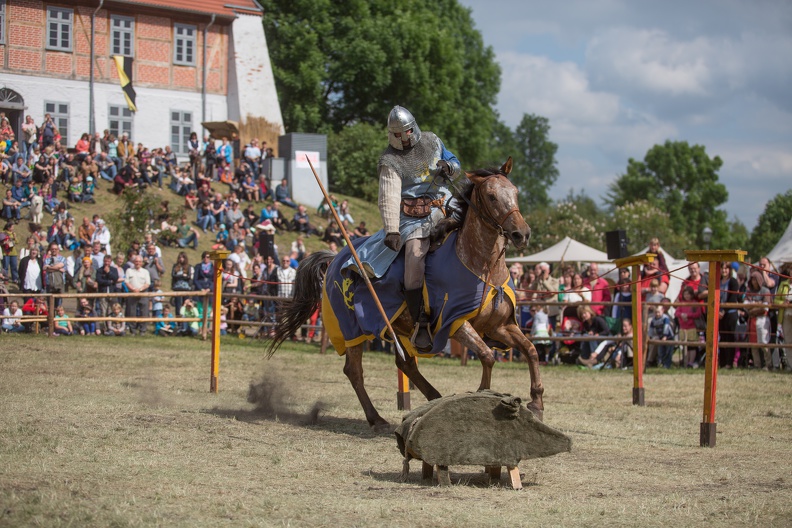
[343,345,389,429]
[452,322,496,390]
[395,353,442,401]
[489,324,545,420]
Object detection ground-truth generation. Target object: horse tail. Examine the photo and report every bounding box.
[265,250,335,358]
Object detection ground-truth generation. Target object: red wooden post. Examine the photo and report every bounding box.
[685,250,745,447]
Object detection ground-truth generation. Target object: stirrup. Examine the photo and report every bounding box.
[410,321,434,352]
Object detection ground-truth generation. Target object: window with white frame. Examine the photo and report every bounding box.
[0,1,7,45]
[44,101,69,146]
[47,7,73,51]
[170,111,192,155]
[173,24,196,65]
[108,105,134,141]
[111,15,134,57]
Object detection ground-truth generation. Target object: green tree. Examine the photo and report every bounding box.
[524,201,606,254]
[106,189,164,253]
[510,114,559,211]
[748,189,792,259]
[606,200,690,257]
[606,140,729,247]
[327,123,383,202]
[260,0,501,165]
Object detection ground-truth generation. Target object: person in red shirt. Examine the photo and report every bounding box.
[583,262,612,316]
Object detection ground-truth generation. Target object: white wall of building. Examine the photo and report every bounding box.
[227,14,284,133]
[1,72,226,159]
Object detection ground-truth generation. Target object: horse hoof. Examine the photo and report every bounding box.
[371,420,393,434]
[527,403,544,422]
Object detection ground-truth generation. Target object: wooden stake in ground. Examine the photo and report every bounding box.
[209,249,230,393]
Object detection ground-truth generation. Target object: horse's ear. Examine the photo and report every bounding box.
[465,171,485,185]
[500,157,513,176]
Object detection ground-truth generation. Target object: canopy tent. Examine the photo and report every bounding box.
[767,219,792,267]
[506,237,610,265]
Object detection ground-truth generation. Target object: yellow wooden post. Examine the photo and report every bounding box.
[613,254,656,406]
[209,249,230,393]
[685,250,745,447]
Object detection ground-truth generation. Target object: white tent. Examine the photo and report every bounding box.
[506,236,610,265]
[767,219,792,267]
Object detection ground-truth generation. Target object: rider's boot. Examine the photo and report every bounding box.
[404,287,433,352]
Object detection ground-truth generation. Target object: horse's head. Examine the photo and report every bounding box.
[466,157,531,249]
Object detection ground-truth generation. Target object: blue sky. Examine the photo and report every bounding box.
[458,0,792,230]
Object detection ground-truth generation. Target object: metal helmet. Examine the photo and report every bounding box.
[387,106,421,150]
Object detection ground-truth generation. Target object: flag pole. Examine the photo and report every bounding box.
[306,157,406,361]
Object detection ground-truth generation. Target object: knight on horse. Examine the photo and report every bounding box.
[344,106,462,351]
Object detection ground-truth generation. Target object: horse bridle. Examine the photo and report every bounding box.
[446,172,521,240]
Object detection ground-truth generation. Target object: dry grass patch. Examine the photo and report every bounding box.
[0,335,791,527]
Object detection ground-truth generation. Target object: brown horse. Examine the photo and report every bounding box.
[266,158,544,428]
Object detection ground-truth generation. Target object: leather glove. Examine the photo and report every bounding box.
[384,232,402,252]
[436,159,452,177]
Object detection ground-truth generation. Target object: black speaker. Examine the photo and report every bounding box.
[606,230,629,260]
[258,233,275,260]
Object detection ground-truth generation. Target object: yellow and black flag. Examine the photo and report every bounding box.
[112,55,137,112]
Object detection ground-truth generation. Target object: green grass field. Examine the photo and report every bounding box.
[1,334,790,527]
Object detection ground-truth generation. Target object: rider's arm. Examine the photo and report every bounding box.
[378,165,401,234]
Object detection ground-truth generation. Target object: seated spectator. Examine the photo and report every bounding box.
[259,201,287,231]
[196,201,216,233]
[576,305,611,368]
[176,216,200,250]
[641,258,669,297]
[209,193,227,226]
[53,305,74,336]
[275,178,298,209]
[179,298,201,336]
[337,199,354,224]
[184,189,199,211]
[257,175,274,202]
[317,194,338,218]
[322,220,343,247]
[352,221,369,239]
[2,300,24,333]
[292,204,319,236]
[82,176,96,203]
[155,305,177,336]
[213,224,229,250]
[592,318,634,369]
[241,174,259,202]
[3,189,22,220]
[105,302,126,336]
[96,152,117,182]
[76,297,101,336]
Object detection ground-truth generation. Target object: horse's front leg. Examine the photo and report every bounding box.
[452,322,496,390]
[342,345,389,429]
[488,323,545,420]
[395,351,442,401]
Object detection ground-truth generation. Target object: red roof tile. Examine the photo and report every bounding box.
[111,0,262,18]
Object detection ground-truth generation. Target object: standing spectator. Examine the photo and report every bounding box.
[40,114,56,150]
[43,242,66,307]
[2,222,20,282]
[676,286,704,368]
[124,255,151,335]
[193,252,214,293]
[718,262,741,368]
[774,263,792,370]
[95,254,118,320]
[648,305,675,368]
[745,271,772,369]
[91,219,112,255]
[275,179,298,209]
[203,136,217,180]
[679,261,708,301]
[73,256,98,294]
[21,115,38,163]
[529,262,560,341]
[640,259,669,299]
[171,251,193,316]
[243,138,262,176]
[583,262,612,316]
[17,246,44,299]
[143,244,164,291]
[188,132,201,178]
[277,256,296,299]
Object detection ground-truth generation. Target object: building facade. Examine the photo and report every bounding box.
[0,0,283,156]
